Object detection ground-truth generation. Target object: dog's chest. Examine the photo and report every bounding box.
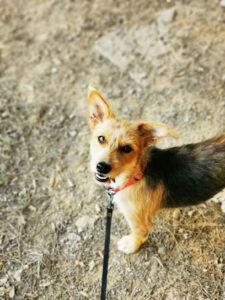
[114,189,136,218]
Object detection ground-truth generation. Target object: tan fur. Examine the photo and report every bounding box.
[88,87,177,253]
[116,179,164,253]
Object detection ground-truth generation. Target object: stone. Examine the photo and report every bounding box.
[75,215,94,233]
[173,209,180,220]
[158,246,166,255]
[94,30,131,71]
[9,287,15,299]
[157,7,177,23]
[13,268,23,282]
[94,24,174,86]
[67,232,81,242]
[221,0,225,8]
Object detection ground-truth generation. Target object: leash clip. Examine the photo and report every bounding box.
[106,188,115,210]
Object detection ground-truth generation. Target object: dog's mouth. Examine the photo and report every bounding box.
[95,172,110,183]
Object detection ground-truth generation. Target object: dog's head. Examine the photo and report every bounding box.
[88,86,178,186]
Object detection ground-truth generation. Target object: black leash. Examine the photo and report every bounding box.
[100,189,115,300]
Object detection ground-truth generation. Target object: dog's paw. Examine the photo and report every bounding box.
[117,235,140,254]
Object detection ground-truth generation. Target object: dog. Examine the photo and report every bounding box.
[88,86,225,254]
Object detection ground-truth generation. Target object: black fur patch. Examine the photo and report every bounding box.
[144,135,225,208]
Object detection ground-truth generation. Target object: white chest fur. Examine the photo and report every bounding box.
[114,188,136,230]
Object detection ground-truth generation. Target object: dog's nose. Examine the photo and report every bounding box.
[96,162,111,174]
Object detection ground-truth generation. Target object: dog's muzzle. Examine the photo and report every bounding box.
[95,162,111,182]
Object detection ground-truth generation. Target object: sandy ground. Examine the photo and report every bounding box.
[0,0,225,299]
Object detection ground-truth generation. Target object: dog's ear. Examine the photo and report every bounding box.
[138,122,179,147]
[88,85,115,129]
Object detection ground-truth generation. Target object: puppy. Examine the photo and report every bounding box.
[88,86,225,254]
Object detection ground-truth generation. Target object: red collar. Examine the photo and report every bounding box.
[105,173,143,194]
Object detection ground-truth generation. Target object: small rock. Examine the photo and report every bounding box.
[173,209,180,220]
[51,67,57,74]
[67,179,74,188]
[158,247,166,256]
[56,164,63,172]
[69,130,77,137]
[75,215,94,233]
[0,276,8,284]
[187,210,195,217]
[9,287,15,299]
[95,204,101,213]
[94,30,131,71]
[2,111,9,118]
[17,215,26,227]
[49,174,56,188]
[158,7,177,23]
[166,291,177,300]
[52,58,61,65]
[75,260,84,267]
[67,232,81,242]
[39,280,51,288]
[23,84,34,92]
[89,260,95,271]
[221,0,225,8]
[184,233,188,240]
[27,115,40,126]
[79,291,89,298]
[149,259,158,277]
[13,268,23,282]
[0,289,5,296]
[28,205,36,212]
[37,33,48,42]
[222,73,225,82]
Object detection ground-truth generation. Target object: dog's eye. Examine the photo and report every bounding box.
[121,145,133,153]
[98,136,105,144]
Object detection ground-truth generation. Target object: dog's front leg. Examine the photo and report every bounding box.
[116,195,153,254]
[117,228,151,254]
[116,185,162,254]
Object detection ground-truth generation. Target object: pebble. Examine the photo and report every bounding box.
[221,0,225,8]
[184,233,188,240]
[67,179,74,188]
[49,174,56,188]
[95,204,101,213]
[51,67,57,74]
[157,7,177,23]
[89,260,96,271]
[75,215,94,233]
[222,73,225,82]
[2,111,9,118]
[67,232,81,242]
[187,210,195,217]
[27,115,40,126]
[9,287,15,299]
[0,277,7,284]
[13,268,23,282]
[158,246,166,255]
[69,130,77,137]
[52,58,61,65]
[173,209,180,220]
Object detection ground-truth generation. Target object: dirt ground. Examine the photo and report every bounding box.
[0,0,225,299]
